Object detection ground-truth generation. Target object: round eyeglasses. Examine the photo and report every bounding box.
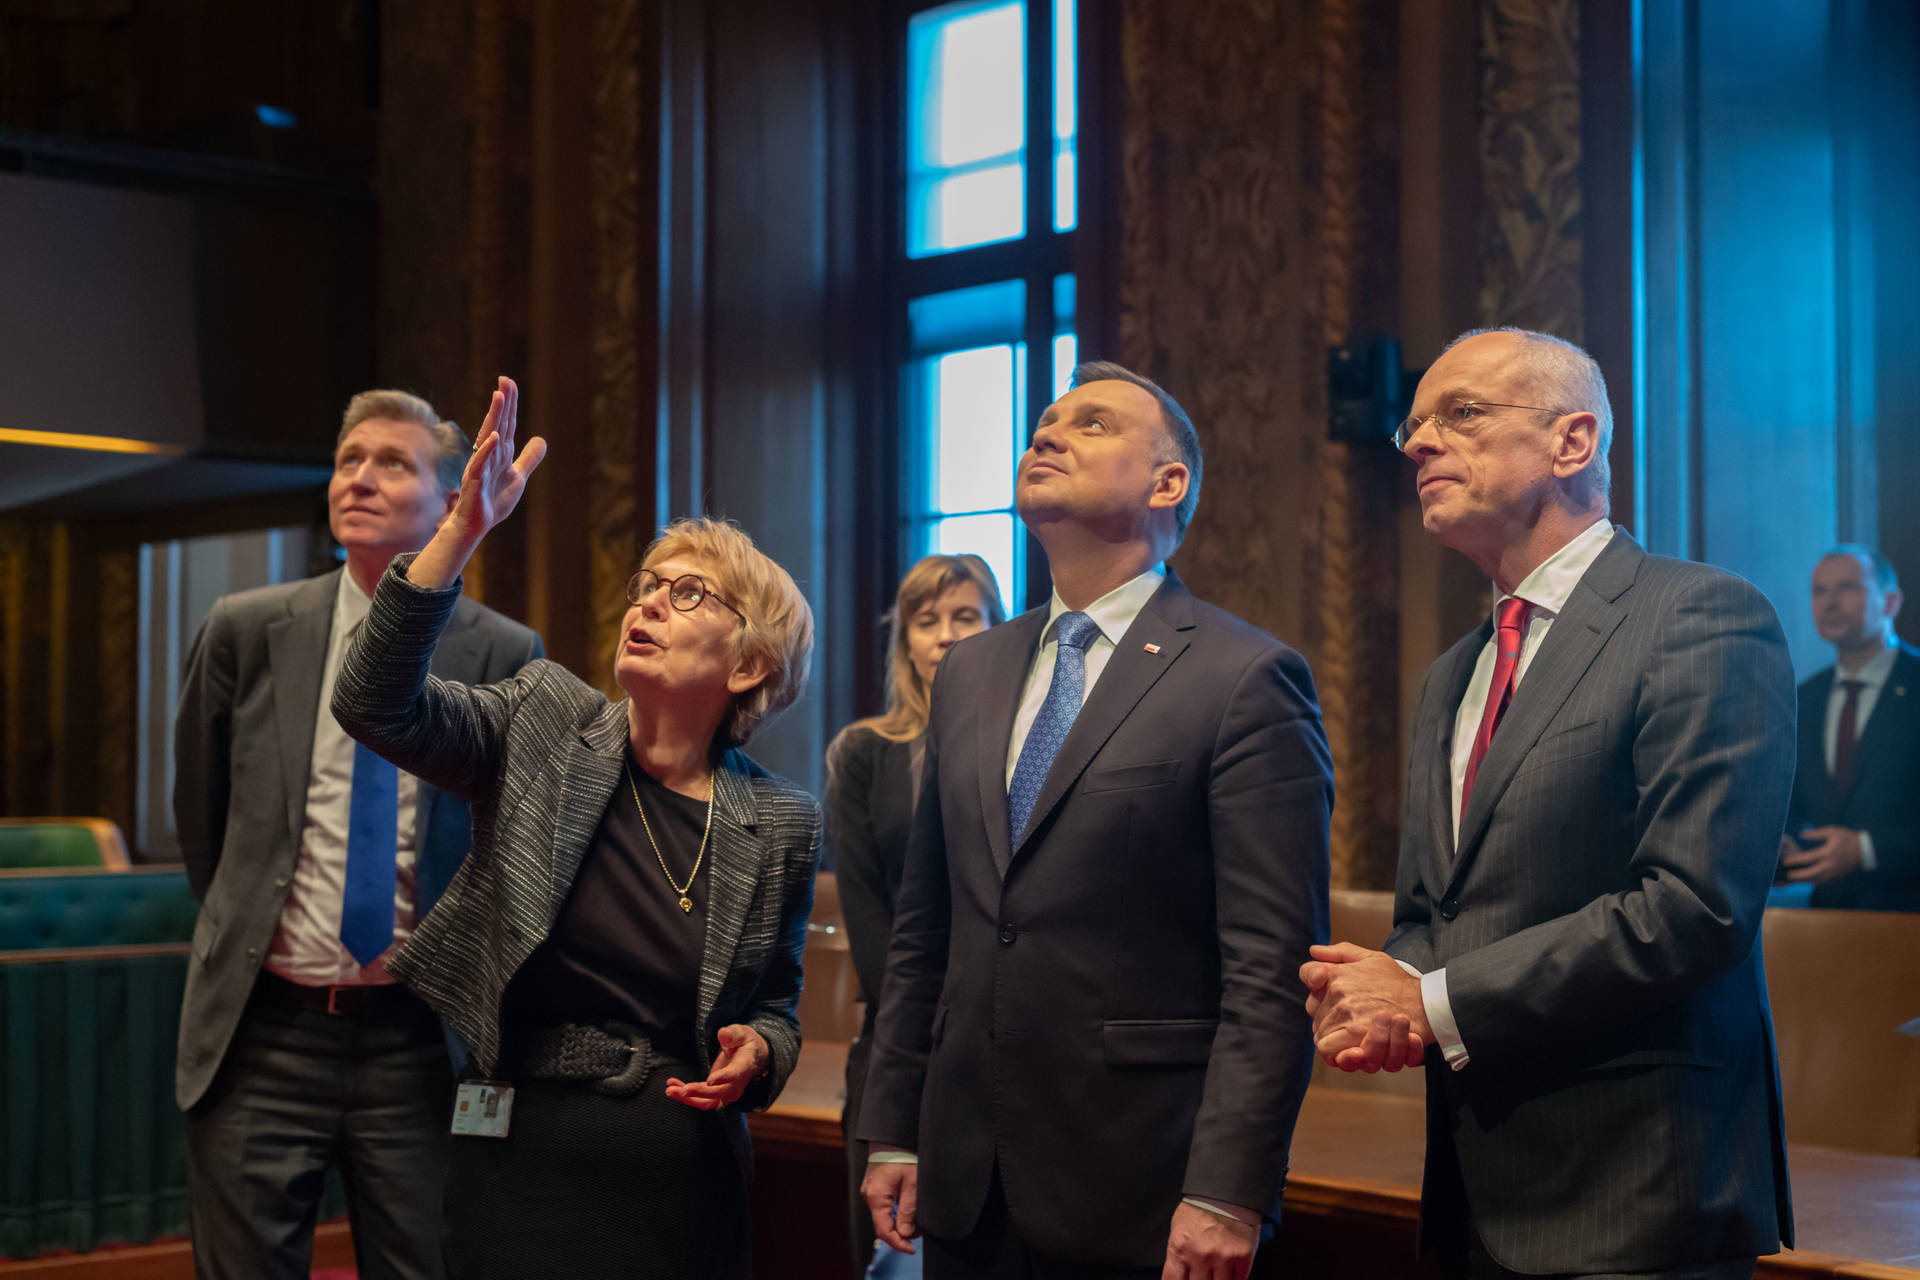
[625,569,746,623]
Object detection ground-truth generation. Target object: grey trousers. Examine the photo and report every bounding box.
[184,983,453,1280]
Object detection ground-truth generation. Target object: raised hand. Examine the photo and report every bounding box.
[446,376,547,544]
[407,376,547,590]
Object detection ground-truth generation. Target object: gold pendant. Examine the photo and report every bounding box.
[679,895,693,914]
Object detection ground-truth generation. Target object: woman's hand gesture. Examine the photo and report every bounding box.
[448,376,546,544]
[406,376,547,590]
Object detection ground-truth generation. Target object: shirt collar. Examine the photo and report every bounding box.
[1838,642,1899,691]
[1499,518,1615,622]
[334,563,374,636]
[1045,564,1167,646]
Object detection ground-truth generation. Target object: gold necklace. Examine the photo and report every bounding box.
[625,761,714,914]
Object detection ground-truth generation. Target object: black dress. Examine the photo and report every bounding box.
[824,726,920,1274]
[443,760,749,1280]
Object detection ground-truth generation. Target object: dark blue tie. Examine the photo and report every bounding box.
[1008,611,1101,845]
[340,740,399,965]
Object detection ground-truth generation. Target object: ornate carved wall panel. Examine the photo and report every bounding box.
[1115,0,1404,888]
[586,0,645,699]
[1114,0,1314,648]
[1478,0,1583,336]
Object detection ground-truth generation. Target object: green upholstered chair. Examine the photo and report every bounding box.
[0,819,131,870]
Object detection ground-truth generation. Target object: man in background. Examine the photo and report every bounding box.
[860,361,1332,1279]
[1305,328,1794,1279]
[1783,546,1920,910]
[173,389,543,1280]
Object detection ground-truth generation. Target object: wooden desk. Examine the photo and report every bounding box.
[750,1042,1920,1279]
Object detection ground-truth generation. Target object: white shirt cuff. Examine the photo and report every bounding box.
[1860,830,1879,872]
[1181,1196,1260,1228]
[1393,958,1468,1070]
[867,1150,918,1165]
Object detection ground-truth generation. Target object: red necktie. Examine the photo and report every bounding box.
[1833,679,1865,794]
[1460,596,1533,825]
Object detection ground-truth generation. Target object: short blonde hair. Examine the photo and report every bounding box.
[641,517,814,748]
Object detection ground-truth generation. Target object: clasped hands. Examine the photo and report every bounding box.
[1299,942,1433,1073]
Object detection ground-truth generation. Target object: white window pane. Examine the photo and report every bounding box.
[934,3,1026,168]
[1052,333,1077,401]
[1054,146,1076,233]
[935,513,1018,616]
[935,345,1017,513]
[928,164,1025,254]
[1054,0,1076,141]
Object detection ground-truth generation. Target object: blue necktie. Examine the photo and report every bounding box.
[341,740,399,965]
[1008,611,1101,845]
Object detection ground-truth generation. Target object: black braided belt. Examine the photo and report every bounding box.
[515,1020,655,1097]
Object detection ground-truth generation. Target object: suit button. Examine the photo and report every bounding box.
[998,923,1017,945]
[274,876,288,889]
[1439,898,1459,920]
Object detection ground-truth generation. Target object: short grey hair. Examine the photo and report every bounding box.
[1069,360,1204,540]
[1442,328,1614,503]
[336,389,470,496]
[1822,544,1901,595]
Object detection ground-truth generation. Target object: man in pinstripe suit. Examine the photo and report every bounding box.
[1302,328,1795,1279]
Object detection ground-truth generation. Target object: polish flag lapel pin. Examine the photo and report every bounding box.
[1143,643,1161,654]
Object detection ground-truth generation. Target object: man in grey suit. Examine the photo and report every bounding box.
[1303,328,1794,1279]
[860,362,1333,1279]
[173,390,543,1280]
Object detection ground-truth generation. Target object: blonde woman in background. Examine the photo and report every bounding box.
[826,554,1005,1277]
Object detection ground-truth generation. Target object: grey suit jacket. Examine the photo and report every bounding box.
[173,567,544,1111]
[329,560,820,1127]
[1387,529,1795,1274]
[859,572,1332,1267]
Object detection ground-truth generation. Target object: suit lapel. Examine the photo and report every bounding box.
[1447,530,1640,893]
[265,571,340,846]
[978,608,1048,877]
[1426,624,1489,884]
[1010,576,1195,865]
[1835,644,1920,810]
[553,702,628,917]
[696,750,762,1056]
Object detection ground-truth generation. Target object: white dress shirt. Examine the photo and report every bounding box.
[1415,517,1616,1069]
[1004,566,1167,785]
[264,570,422,987]
[1817,640,1898,871]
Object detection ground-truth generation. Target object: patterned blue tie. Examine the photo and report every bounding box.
[340,740,399,965]
[1008,611,1101,845]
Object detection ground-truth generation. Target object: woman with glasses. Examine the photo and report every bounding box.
[332,377,818,1279]
[825,553,1004,1277]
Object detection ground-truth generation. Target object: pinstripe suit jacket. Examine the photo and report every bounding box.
[331,560,820,1120]
[1386,529,1795,1274]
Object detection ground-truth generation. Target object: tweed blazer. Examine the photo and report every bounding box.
[331,560,820,1112]
[1387,529,1795,1274]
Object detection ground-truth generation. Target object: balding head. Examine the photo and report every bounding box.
[1437,328,1614,503]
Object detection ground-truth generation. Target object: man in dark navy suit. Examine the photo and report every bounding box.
[1783,546,1920,911]
[859,362,1333,1279]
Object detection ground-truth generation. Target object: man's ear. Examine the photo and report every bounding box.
[728,653,770,696]
[435,486,461,530]
[1148,461,1189,513]
[1885,587,1905,623]
[1551,412,1600,481]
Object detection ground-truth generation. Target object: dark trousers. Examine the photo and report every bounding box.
[922,1163,1164,1280]
[1441,1234,1757,1280]
[845,1033,878,1276]
[185,977,453,1280]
